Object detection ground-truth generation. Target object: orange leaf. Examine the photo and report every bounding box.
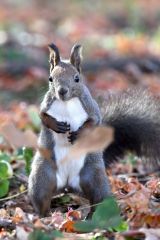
[66,209,81,221]
[60,220,76,233]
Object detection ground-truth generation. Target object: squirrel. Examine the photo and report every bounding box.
[28,43,160,216]
[28,43,110,216]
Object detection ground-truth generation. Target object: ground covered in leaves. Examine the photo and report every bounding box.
[0,96,160,240]
[0,0,160,239]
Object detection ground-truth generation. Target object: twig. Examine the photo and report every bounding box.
[121,229,145,238]
[116,189,137,199]
[0,190,27,202]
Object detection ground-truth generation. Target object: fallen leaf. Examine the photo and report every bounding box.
[50,212,64,227]
[66,208,81,221]
[60,220,76,233]
[34,219,47,230]
[11,207,27,223]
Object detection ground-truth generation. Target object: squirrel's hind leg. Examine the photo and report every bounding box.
[80,153,111,217]
[28,153,57,216]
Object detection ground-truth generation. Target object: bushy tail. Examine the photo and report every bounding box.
[102,89,160,169]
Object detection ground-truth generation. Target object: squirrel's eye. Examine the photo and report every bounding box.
[49,76,53,82]
[74,75,80,83]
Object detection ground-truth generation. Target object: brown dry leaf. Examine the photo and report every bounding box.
[49,212,64,227]
[126,189,150,212]
[11,207,27,223]
[60,220,76,233]
[109,175,125,194]
[66,209,81,221]
[119,182,150,214]
[0,228,8,239]
[150,180,160,208]
[34,219,47,230]
[0,121,37,148]
[0,209,9,218]
[144,214,160,228]
[125,178,142,192]
[62,126,113,164]
[146,179,160,191]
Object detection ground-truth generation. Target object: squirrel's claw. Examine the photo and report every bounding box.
[56,122,70,133]
[68,131,78,144]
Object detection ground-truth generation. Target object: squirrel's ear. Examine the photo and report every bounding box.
[48,43,60,72]
[70,44,82,73]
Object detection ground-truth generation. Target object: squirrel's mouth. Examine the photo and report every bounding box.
[59,96,67,101]
[57,94,69,101]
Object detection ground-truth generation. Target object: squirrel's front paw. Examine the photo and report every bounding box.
[40,112,70,133]
[68,131,79,144]
[56,121,70,134]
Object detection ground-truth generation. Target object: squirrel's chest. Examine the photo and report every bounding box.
[47,97,88,131]
[46,97,88,190]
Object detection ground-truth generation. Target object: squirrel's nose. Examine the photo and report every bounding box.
[58,87,68,96]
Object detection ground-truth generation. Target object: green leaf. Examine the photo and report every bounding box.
[29,230,50,240]
[74,221,97,233]
[0,179,9,197]
[0,160,13,178]
[0,152,10,162]
[16,148,24,157]
[28,229,63,240]
[0,162,9,179]
[23,147,33,175]
[54,194,71,205]
[50,230,63,238]
[92,196,122,229]
[113,220,128,232]
[75,197,123,233]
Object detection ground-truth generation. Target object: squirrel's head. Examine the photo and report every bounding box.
[48,43,83,101]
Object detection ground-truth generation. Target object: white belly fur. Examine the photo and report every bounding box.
[46,97,88,190]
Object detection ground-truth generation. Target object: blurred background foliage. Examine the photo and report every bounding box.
[1,0,160,105]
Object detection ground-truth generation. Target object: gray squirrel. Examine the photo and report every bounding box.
[28,43,110,216]
[28,43,160,216]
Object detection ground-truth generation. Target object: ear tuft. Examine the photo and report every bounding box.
[48,43,60,72]
[70,44,82,72]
